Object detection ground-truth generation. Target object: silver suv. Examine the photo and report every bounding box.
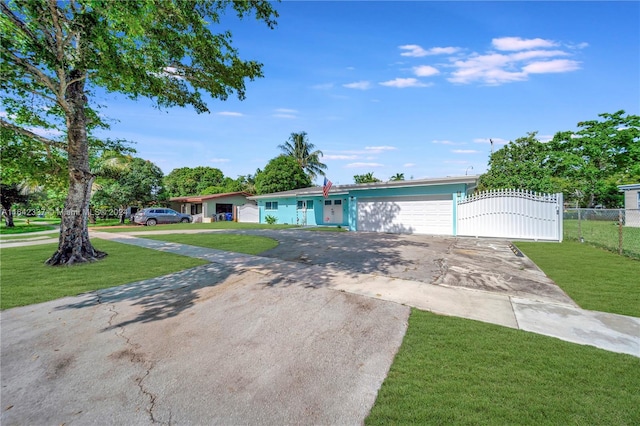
[133,208,192,226]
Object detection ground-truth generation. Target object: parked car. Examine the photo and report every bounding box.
[133,208,192,226]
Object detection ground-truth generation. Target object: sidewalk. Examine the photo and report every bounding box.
[91,231,640,358]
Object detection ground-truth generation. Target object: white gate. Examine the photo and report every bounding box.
[456,189,563,241]
[236,204,259,223]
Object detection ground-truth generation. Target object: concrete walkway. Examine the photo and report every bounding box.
[89,230,640,358]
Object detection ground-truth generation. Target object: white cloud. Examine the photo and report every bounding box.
[343,80,372,90]
[403,163,416,168]
[452,149,481,154]
[393,37,584,86]
[399,44,460,57]
[273,108,298,119]
[413,65,440,77]
[379,78,430,88]
[523,59,581,74]
[346,162,384,168]
[447,46,581,85]
[210,158,230,163]
[0,111,7,118]
[216,111,243,117]
[365,145,397,153]
[324,154,359,160]
[399,44,428,57]
[492,37,558,51]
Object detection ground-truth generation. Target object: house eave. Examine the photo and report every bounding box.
[618,183,640,192]
[247,175,479,200]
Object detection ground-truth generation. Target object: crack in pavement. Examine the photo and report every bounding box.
[107,303,163,424]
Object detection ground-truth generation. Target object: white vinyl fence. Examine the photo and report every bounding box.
[457,189,563,241]
[236,204,259,223]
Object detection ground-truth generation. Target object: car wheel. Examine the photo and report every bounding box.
[180,218,190,223]
[146,218,157,226]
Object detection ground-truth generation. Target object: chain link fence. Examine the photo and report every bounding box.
[564,209,640,259]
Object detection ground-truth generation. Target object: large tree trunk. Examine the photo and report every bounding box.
[46,72,106,266]
[2,204,15,227]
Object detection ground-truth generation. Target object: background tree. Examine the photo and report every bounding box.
[278,131,327,180]
[255,155,312,195]
[390,173,405,181]
[0,183,31,227]
[0,0,277,265]
[164,166,226,197]
[547,111,639,207]
[478,112,639,207]
[92,157,165,223]
[477,132,556,193]
[354,172,381,184]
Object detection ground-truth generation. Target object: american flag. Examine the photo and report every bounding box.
[323,177,333,198]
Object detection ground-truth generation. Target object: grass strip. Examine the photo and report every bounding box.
[367,309,640,425]
[0,240,207,310]
[515,241,639,317]
[139,233,278,255]
[95,222,298,232]
[0,224,55,234]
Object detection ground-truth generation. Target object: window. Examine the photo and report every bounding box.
[297,200,314,209]
[265,201,278,210]
[334,200,342,205]
[324,200,332,206]
[637,192,640,209]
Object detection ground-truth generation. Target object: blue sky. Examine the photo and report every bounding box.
[96,1,639,186]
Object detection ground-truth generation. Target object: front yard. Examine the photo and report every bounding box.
[2,230,638,424]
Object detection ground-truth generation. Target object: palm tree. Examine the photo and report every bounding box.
[390,173,405,181]
[278,131,327,180]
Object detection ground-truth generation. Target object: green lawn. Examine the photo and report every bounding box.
[95,222,299,232]
[0,223,55,234]
[0,240,207,310]
[515,241,640,317]
[140,233,279,255]
[564,219,640,259]
[367,309,640,425]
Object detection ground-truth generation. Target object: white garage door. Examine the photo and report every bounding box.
[357,195,453,235]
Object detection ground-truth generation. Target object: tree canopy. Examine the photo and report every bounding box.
[0,0,278,265]
[255,155,312,195]
[92,156,165,218]
[278,131,327,180]
[478,111,640,207]
[354,172,381,184]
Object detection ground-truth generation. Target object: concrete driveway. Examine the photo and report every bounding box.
[2,229,637,425]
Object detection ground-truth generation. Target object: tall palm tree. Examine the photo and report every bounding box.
[278,131,327,180]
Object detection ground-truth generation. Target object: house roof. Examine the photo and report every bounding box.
[618,183,640,191]
[247,175,480,200]
[170,191,252,203]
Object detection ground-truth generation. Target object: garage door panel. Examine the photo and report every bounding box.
[357,195,452,235]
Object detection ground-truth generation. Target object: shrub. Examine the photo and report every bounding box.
[264,215,278,224]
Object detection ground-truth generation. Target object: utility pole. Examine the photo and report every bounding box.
[490,138,494,155]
